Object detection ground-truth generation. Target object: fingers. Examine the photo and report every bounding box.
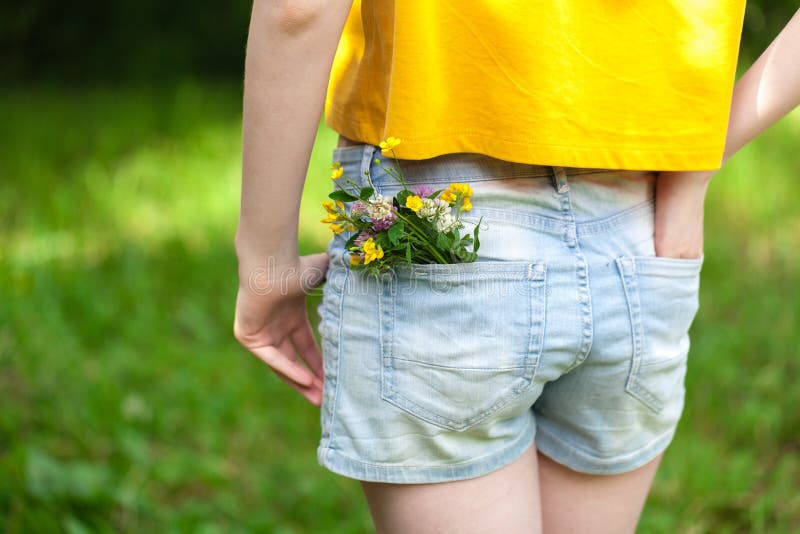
[273,337,323,406]
[653,172,707,259]
[247,340,316,388]
[249,337,323,407]
[271,367,323,407]
[299,252,330,293]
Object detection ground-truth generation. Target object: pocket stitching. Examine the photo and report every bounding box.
[616,255,698,414]
[617,256,663,413]
[319,270,347,445]
[379,261,547,431]
[635,255,704,276]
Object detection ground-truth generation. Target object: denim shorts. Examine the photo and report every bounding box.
[315,143,704,483]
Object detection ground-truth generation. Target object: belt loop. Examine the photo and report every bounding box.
[550,166,570,193]
[360,144,377,187]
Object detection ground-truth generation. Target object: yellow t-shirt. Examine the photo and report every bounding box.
[324,1,747,171]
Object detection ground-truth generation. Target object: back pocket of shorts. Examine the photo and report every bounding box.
[616,255,703,414]
[378,260,547,431]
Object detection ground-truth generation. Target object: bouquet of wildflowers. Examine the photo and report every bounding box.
[321,137,483,277]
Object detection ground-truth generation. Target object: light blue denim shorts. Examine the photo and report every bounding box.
[316,143,704,483]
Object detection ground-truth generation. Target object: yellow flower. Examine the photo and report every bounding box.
[379,136,402,155]
[322,200,345,215]
[322,200,337,215]
[320,214,338,223]
[330,166,344,179]
[440,183,473,205]
[451,183,473,197]
[330,161,342,169]
[462,197,472,211]
[362,238,384,264]
[349,253,363,266]
[405,195,423,212]
[329,223,345,234]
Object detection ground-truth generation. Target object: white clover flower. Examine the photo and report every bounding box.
[417,197,438,218]
[434,198,451,217]
[367,194,393,220]
[435,212,457,233]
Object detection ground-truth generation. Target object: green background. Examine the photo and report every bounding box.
[2,3,799,532]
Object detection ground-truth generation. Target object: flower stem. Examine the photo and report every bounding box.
[375,154,408,190]
[333,178,361,198]
[391,209,449,264]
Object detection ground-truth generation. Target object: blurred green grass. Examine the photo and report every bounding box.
[1,80,798,533]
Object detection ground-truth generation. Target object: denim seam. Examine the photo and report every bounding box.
[535,418,677,465]
[324,270,348,457]
[362,173,553,187]
[524,269,547,381]
[553,170,594,373]
[616,257,665,414]
[386,356,536,372]
[319,419,536,472]
[379,273,395,415]
[378,271,543,432]
[381,378,531,432]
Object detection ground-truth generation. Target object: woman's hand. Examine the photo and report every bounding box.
[233,252,330,406]
[652,170,714,260]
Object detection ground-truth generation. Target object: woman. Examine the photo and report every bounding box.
[233,2,800,532]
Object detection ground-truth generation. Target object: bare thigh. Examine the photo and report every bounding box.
[359,443,664,534]
[360,440,543,534]
[537,449,664,534]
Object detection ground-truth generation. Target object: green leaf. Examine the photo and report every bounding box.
[473,216,482,252]
[429,189,445,199]
[446,230,459,250]
[344,232,360,250]
[396,189,410,206]
[329,190,359,202]
[435,232,450,250]
[359,187,374,200]
[388,221,404,245]
[374,232,391,249]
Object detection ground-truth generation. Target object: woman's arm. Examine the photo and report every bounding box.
[233,0,354,407]
[653,8,800,260]
[235,0,354,271]
[722,7,800,165]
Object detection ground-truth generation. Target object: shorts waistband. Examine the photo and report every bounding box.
[331,143,640,195]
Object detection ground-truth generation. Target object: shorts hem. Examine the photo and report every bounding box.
[534,421,677,475]
[317,421,537,484]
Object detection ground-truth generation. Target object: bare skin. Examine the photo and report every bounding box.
[360,442,663,534]
[362,442,544,534]
[234,3,800,532]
